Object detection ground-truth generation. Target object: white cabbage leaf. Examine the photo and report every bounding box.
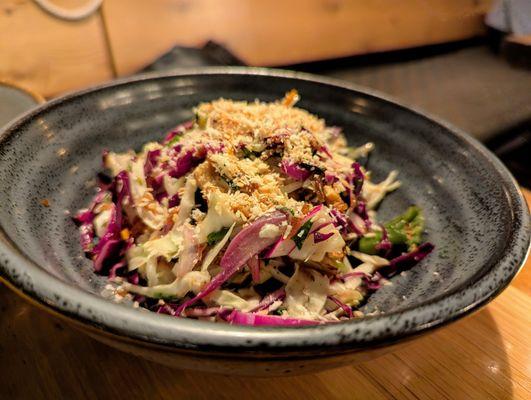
[122,270,210,299]
[284,265,329,319]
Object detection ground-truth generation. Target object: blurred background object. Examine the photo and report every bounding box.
[0,0,530,185]
[487,0,531,36]
[486,0,531,68]
[32,0,102,21]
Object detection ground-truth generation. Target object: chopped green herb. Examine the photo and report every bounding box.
[220,175,240,191]
[207,227,230,246]
[195,111,207,129]
[228,181,240,191]
[293,219,313,249]
[273,307,287,316]
[278,206,295,216]
[299,162,324,175]
[241,147,262,159]
[332,260,349,273]
[241,147,253,158]
[166,135,181,147]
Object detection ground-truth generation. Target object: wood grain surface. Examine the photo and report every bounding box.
[102,0,491,75]
[1,189,529,399]
[0,0,113,97]
[0,0,491,96]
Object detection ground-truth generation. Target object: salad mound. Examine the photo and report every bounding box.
[74,91,433,326]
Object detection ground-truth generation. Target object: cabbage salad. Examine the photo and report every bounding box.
[74,90,433,326]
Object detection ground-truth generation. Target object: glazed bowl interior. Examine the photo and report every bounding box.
[0,68,528,353]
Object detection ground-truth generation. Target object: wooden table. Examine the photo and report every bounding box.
[1,191,529,399]
[0,0,492,97]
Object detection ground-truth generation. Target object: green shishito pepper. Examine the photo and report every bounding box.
[358,206,424,254]
[166,134,181,147]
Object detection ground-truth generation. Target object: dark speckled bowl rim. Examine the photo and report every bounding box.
[0,67,529,354]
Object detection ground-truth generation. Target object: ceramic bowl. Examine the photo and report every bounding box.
[0,68,529,376]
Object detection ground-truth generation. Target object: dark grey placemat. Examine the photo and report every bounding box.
[0,84,40,129]
[319,46,531,141]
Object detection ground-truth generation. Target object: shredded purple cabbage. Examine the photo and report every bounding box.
[144,150,168,202]
[82,171,131,274]
[388,242,435,273]
[128,272,140,285]
[93,237,122,273]
[341,271,382,290]
[343,162,365,210]
[363,272,383,290]
[73,209,94,225]
[144,149,161,177]
[163,120,193,144]
[168,149,203,179]
[341,271,370,280]
[330,209,348,231]
[251,288,286,312]
[313,231,334,243]
[281,160,311,181]
[168,193,180,208]
[167,143,223,179]
[351,162,364,196]
[156,304,177,316]
[324,171,338,184]
[226,309,320,326]
[328,295,353,318]
[375,225,392,255]
[175,211,288,314]
[354,201,371,229]
[108,261,127,280]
